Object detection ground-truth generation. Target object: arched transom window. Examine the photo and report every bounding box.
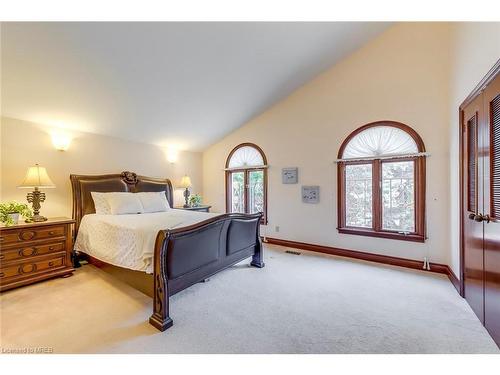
[337,121,427,242]
[225,143,268,224]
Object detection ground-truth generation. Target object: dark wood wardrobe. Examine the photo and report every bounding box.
[461,60,500,347]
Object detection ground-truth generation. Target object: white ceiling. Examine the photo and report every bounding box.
[1,22,391,151]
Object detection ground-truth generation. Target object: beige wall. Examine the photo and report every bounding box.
[448,23,500,276]
[1,117,203,218]
[203,23,452,265]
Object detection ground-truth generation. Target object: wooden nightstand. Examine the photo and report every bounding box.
[174,205,212,213]
[0,217,75,292]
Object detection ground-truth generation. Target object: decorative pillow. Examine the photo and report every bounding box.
[91,192,112,215]
[136,192,171,213]
[105,193,144,215]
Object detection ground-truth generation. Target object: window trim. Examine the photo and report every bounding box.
[225,143,268,224]
[337,121,426,242]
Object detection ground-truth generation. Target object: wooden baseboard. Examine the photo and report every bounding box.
[446,267,461,294]
[265,237,461,294]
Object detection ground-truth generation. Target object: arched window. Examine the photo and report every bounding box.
[225,143,268,224]
[337,121,426,242]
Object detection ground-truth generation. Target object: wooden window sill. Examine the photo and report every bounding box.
[337,227,425,243]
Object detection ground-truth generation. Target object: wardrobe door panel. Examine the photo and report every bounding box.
[484,75,500,345]
[462,95,485,324]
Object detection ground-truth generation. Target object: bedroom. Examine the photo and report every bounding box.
[1,0,500,372]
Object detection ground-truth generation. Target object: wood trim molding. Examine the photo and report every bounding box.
[337,227,425,243]
[447,268,461,294]
[265,237,461,294]
[458,107,466,296]
[460,58,500,110]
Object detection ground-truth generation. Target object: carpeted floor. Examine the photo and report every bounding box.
[1,244,498,354]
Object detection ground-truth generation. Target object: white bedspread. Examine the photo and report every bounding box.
[74,209,220,273]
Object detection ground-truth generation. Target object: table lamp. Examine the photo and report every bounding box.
[18,164,55,222]
[180,175,192,208]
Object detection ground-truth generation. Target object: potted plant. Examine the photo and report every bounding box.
[0,201,33,226]
[189,194,202,207]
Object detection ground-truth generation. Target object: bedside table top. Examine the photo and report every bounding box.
[174,205,212,210]
[0,217,75,231]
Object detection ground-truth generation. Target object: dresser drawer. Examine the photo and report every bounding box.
[0,225,66,245]
[0,241,65,262]
[0,254,66,280]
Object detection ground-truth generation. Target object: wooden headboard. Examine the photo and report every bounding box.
[70,171,174,236]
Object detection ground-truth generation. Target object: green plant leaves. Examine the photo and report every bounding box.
[0,201,33,226]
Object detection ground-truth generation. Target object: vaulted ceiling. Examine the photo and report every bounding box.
[1,22,391,151]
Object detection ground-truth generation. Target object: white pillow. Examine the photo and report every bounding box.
[91,192,112,215]
[136,192,171,213]
[105,192,144,215]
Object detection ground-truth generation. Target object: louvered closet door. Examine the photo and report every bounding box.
[462,94,485,323]
[483,73,500,344]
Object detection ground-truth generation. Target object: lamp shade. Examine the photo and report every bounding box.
[180,175,192,189]
[18,164,55,188]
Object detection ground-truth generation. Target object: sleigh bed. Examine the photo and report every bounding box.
[70,171,264,331]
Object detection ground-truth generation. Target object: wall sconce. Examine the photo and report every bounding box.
[166,147,178,164]
[51,131,72,151]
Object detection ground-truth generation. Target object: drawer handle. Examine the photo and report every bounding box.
[48,231,55,235]
[49,246,55,251]
[0,272,4,278]
[0,254,4,260]
[19,231,36,241]
[49,261,55,267]
[19,263,37,274]
[20,247,37,257]
[0,237,4,242]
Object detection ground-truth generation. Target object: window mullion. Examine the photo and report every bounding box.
[226,172,232,213]
[373,160,382,232]
[244,170,249,214]
[340,164,346,229]
[414,158,421,235]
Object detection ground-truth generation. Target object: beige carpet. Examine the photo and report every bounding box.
[0,244,498,353]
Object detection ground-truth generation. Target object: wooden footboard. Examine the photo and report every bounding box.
[149,212,264,331]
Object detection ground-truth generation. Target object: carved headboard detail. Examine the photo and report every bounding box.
[70,171,174,237]
[121,171,139,185]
